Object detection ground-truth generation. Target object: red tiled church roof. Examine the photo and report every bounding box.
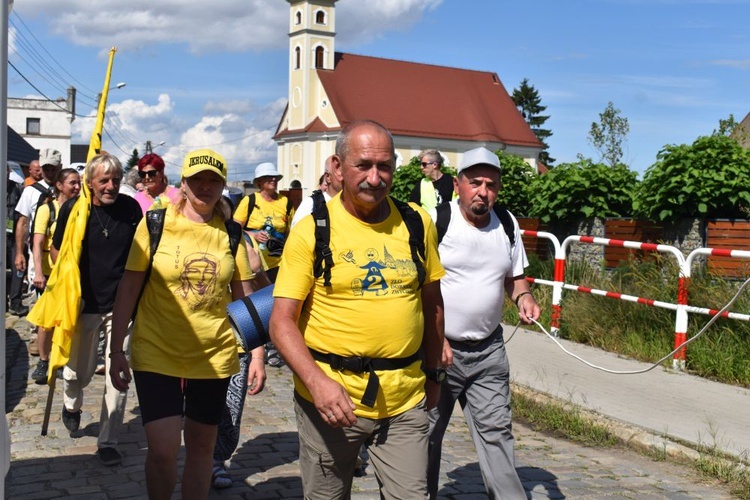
[276,52,542,148]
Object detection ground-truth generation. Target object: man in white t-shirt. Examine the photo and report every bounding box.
[290,156,342,228]
[13,150,61,315]
[427,147,540,499]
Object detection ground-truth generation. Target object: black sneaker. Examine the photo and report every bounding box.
[97,447,122,466]
[31,360,49,384]
[61,407,81,432]
[9,304,29,316]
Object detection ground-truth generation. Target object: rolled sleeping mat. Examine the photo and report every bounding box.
[226,284,275,352]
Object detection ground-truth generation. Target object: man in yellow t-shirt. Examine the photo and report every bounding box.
[270,120,445,499]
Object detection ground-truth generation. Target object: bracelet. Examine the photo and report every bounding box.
[514,291,533,307]
[108,350,126,359]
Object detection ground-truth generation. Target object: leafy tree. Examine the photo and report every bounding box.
[496,151,535,216]
[390,156,456,203]
[634,135,750,221]
[527,159,636,223]
[512,78,555,165]
[713,114,738,137]
[125,148,140,172]
[588,101,630,167]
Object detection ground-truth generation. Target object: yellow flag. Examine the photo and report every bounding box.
[27,47,118,384]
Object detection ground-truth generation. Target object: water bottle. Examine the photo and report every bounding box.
[259,217,273,252]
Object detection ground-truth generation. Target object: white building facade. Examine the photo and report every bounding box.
[7,87,76,166]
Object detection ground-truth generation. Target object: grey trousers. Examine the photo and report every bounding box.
[428,329,526,500]
[213,352,249,462]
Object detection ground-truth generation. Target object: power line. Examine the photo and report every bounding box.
[10,11,99,99]
[6,60,88,117]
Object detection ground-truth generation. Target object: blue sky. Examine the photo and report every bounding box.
[7,0,750,182]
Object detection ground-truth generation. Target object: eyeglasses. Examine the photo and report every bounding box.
[421,162,436,167]
[138,170,159,179]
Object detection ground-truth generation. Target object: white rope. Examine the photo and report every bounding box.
[507,277,750,375]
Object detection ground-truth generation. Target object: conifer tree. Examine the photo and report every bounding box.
[512,78,555,165]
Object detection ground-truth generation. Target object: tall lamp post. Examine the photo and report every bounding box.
[96,82,126,106]
[145,140,165,154]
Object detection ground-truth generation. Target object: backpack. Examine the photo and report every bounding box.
[241,193,293,231]
[311,192,426,290]
[435,202,516,251]
[29,184,56,252]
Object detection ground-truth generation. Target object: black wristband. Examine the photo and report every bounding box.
[108,350,125,359]
[514,291,533,307]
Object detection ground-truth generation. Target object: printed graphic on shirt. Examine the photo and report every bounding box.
[176,251,222,310]
[343,245,417,297]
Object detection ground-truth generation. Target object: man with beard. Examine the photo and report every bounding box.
[427,147,540,499]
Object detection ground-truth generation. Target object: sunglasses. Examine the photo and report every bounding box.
[421,162,436,167]
[138,170,159,179]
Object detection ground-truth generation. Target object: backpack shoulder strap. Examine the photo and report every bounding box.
[47,200,57,231]
[242,193,257,230]
[285,195,293,218]
[146,208,167,260]
[224,219,243,257]
[133,207,167,321]
[492,204,516,249]
[30,182,51,197]
[311,190,334,287]
[435,202,452,244]
[391,197,426,290]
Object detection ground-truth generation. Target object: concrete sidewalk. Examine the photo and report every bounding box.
[505,322,750,460]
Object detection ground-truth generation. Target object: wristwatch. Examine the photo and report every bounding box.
[425,368,447,383]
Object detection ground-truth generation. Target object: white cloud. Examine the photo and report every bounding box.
[17,0,442,53]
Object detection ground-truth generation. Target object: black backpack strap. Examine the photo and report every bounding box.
[146,208,167,260]
[242,193,257,230]
[285,195,293,218]
[435,202,452,244]
[391,197,426,290]
[132,208,167,321]
[224,219,243,257]
[30,182,52,198]
[492,204,516,248]
[311,190,334,287]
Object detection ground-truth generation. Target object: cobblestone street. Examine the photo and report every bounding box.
[4,315,734,499]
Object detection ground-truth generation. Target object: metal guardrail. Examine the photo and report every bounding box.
[520,230,750,370]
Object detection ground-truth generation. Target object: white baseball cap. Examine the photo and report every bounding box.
[458,147,501,174]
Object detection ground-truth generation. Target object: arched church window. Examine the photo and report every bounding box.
[295,46,301,69]
[295,11,302,25]
[315,46,325,69]
[315,10,326,24]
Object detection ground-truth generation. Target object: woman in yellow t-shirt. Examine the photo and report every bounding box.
[232,162,294,282]
[109,149,266,499]
[29,167,80,384]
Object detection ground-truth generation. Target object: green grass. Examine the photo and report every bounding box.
[510,390,619,447]
[504,255,750,387]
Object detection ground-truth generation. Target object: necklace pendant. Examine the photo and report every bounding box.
[103,228,109,238]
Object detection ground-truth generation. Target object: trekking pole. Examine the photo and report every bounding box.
[40,376,56,436]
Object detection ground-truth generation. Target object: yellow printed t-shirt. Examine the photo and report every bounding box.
[32,199,60,277]
[274,194,445,419]
[126,204,252,379]
[233,194,294,270]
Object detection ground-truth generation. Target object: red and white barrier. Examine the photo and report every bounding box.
[518,231,750,371]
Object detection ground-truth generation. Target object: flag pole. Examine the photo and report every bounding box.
[87,46,117,162]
